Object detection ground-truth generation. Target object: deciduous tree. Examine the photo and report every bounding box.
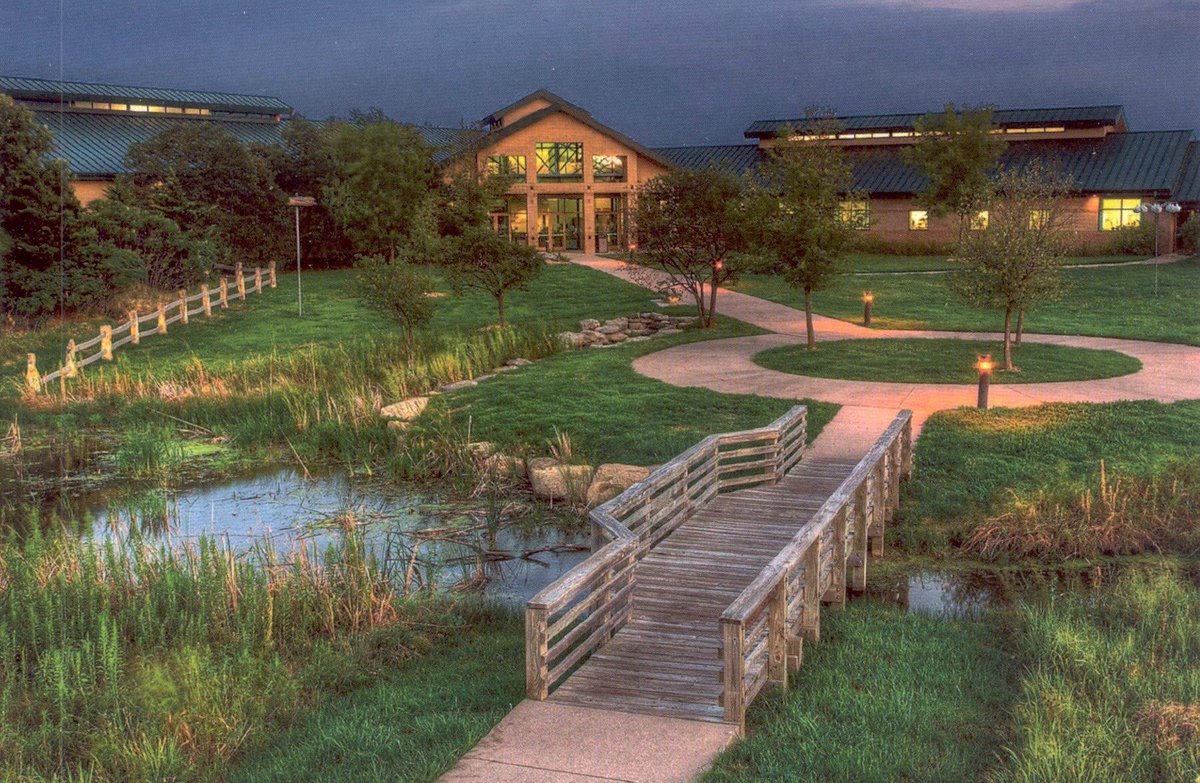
[748,115,858,349]
[442,227,542,325]
[903,104,1008,241]
[354,252,436,346]
[627,168,746,328]
[949,161,1074,370]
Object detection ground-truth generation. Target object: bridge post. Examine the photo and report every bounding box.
[798,544,820,643]
[767,582,788,688]
[850,484,870,592]
[887,439,902,518]
[720,618,745,732]
[525,607,549,700]
[868,463,886,557]
[823,507,848,608]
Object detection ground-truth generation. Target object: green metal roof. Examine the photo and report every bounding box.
[651,144,763,176]
[1175,141,1200,204]
[661,131,1194,196]
[745,105,1127,138]
[30,109,286,178]
[1,74,291,114]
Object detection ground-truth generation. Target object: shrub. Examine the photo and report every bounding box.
[1106,220,1156,255]
[354,253,437,345]
[849,234,954,256]
[1177,211,1199,255]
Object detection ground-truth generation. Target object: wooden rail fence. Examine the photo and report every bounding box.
[24,261,276,393]
[524,406,913,731]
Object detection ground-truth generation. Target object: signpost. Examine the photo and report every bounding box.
[288,195,316,317]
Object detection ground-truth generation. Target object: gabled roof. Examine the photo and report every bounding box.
[745,105,1127,139]
[1,74,291,114]
[467,90,673,169]
[652,144,763,176]
[1175,141,1200,205]
[29,109,286,178]
[480,88,591,125]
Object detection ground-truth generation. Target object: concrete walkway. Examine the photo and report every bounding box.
[574,254,1200,432]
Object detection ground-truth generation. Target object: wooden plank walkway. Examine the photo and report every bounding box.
[524,405,914,731]
[549,456,858,722]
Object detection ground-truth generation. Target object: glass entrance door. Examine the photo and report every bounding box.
[594,195,625,252]
[537,197,582,251]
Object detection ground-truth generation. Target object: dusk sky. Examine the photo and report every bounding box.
[2,0,1197,146]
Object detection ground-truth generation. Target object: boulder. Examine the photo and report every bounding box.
[582,330,605,343]
[603,317,629,330]
[484,453,526,480]
[597,324,623,335]
[579,319,601,331]
[627,328,649,337]
[380,396,429,420]
[505,358,534,367]
[528,458,594,503]
[440,379,478,392]
[586,464,652,508]
[558,331,587,349]
[605,331,628,344]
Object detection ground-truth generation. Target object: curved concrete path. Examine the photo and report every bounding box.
[575,255,1200,432]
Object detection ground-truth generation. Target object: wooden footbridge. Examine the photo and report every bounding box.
[525,406,912,731]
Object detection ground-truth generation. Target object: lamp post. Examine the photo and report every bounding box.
[288,196,316,317]
[976,354,993,410]
[862,291,874,327]
[1132,201,1181,297]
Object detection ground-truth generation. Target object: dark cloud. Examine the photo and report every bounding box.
[1,0,1196,145]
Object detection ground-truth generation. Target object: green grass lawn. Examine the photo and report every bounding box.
[848,254,1137,274]
[230,609,524,783]
[897,400,1200,553]
[426,318,840,466]
[702,600,1016,783]
[731,256,1200,345]
[753,338,1141,384]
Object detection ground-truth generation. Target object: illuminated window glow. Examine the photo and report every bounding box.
[909,210,929,231]
[1029,209,1051,229]
[536,142,583,182]
[592,155,627,182]
[1099,197,1142,230]
[486,155,526,177]
[839,200,871,230]
[970,210,989,230]
[69,100,210,116]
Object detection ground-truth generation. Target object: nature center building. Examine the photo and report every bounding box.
[4,75,1198,252]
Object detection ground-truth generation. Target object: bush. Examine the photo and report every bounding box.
[1177,212,1200,255]
[1106,220,1156,255]
[354,253,437,344]
[849,234,953,256]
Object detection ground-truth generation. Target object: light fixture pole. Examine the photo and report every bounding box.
[288,196,316,317]
[975,354,993,410]
[1132,201,1181,297]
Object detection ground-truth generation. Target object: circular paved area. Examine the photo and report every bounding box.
[574,255,1200,432]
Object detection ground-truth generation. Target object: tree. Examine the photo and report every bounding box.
[324,115,434,260]
[121,122,287,266]
[443,227,542,325]
[748,115,858,349]
[903,104,1008,241]
[626,168,746,328]
[949,161,1074,370]
[75,199,215,291]
[0,94,81,323]
[354,253,436,346]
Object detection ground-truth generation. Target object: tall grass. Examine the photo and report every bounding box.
[965,459,1200,561]
[996,567,1200,782]
[0,525,473,782]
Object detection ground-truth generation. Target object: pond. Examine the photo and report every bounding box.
[5,463,590,607]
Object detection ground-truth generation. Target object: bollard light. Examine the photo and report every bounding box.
[976,354,993,410]
[862,291,874,327]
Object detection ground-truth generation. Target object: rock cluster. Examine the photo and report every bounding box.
[558,313,697,349]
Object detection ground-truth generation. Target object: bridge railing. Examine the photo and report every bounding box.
[525,405,808,700]
[718,409,912,730]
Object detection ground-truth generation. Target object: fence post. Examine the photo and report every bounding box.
[236,263,246,299]
[219,278,229,308]
[721,618,746,732]
[799,544,820,643]
[178,289,189,325]
[64,340,78,378]
[25,354,40,393]
[254,266,262,294]
[100,326,113,361]
[201,284,212,316]
[129,311,139,345]
[525,607,549,700]
[767,582,788,689]
[157,304,167,335]
[268,260,277,288]
[823,507,848,608]
[850,484,870,592]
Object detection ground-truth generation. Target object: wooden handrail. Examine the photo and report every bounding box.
[718,410,912,728]
[525,405,808,701]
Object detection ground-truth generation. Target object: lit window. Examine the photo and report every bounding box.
[592,155,626,182]
[970,210,989,231]
[148,105,166,113]
[129,104,148,112]
[486,155,526,177]
[110,103,127,111]
[1029,210,1051,229]
[536,142,583,182]
[909,210,928,231]
[839,200,871,230]
[1099,198,1142,230]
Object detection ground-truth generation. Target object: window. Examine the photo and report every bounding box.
[1029,209,1050,229]
[536,142,583,182]
[970,210,989,231]
[909,210,928,231]
[489,196,528,243]
[838,200,871,230]
[486,155,526,177]
[592,155,627,182]
[1099,198,1142,230]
